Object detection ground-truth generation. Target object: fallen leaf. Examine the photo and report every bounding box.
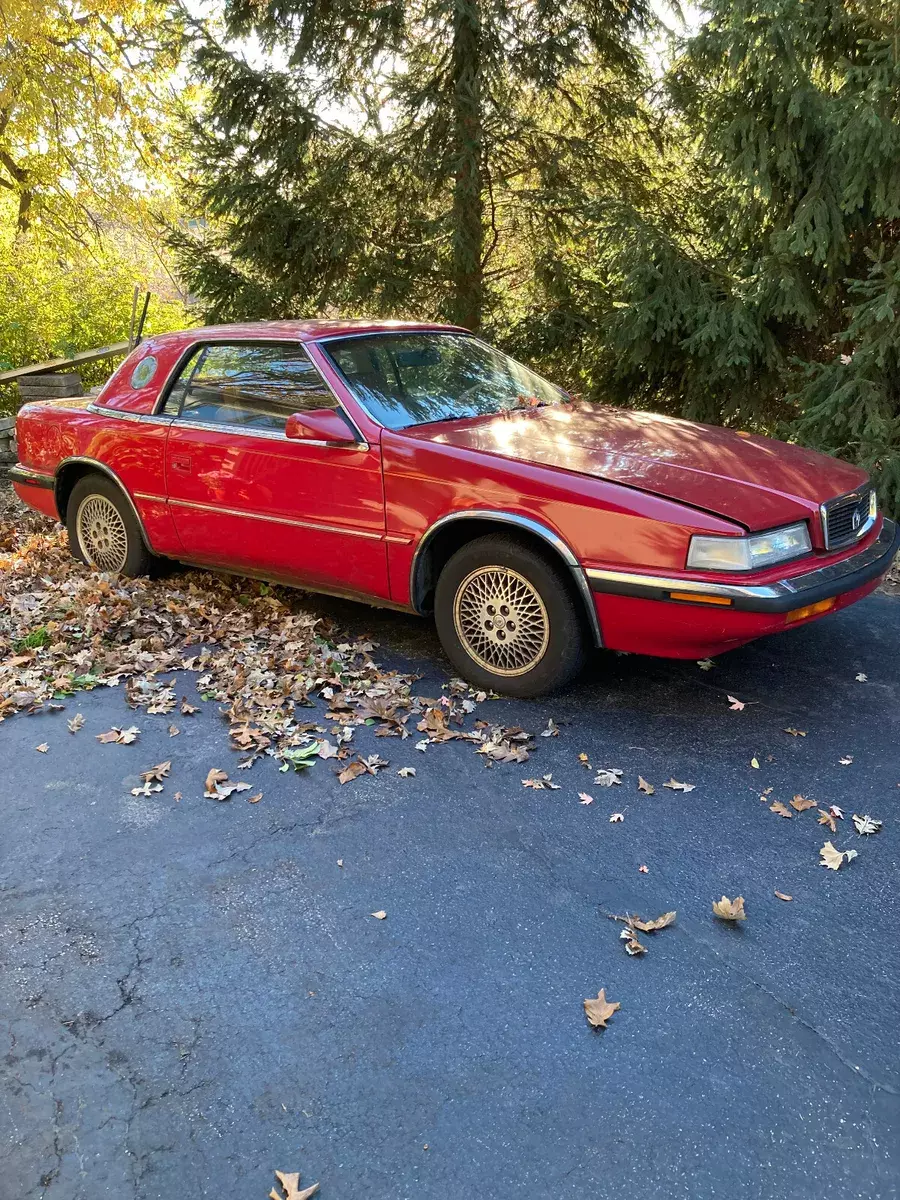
[820,841,857,870]
[631,911,676,932]
[784,727,806,737]
[415,739,429,752]
[663,778,695,793]
[855,672,868,682]
[540,718,559,737]
[370,910,387,920]
[609,812,624,822]
[830,805,844,819]
[620,928,647,955]
[141,760,171,783]
[247,792,263,803]
[96,725,140,745]
[180,698,199,715]
[697,659,715,670]
[790,795,816,812]
[750,757,760,769]
[770,801,792,818]
[774,891,793,902]
[818,809,837,832]
[67,714,84,734]
[637,776,655,795]
[270,1170,320,1200]
[638,864,649,873]
[337,859,343,867]
[852,814,882,835]
[173,791,182,801]
[131,781,163,797]
[839,756,853,766]
[578,752,590,767]
[522,774,561,789]
[338,760,367,785]
[316,739,341,760]
[583,989,620,1029]
[35,742,48,753]
[712,895,746,921]
[578,792,594,805]
[593,768,623,787]
[168,724,180,736]
[727,695,745,711]
[397,767,416,778]
[204,768,228,794]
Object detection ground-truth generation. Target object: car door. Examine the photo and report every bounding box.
[161,340,390,600]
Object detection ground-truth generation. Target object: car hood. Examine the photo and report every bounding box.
[403,404,867,530]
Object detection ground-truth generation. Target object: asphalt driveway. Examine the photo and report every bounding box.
[2,588,899,1199]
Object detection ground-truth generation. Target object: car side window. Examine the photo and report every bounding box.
[161,342,337,431]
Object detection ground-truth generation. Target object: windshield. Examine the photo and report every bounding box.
[321,332,568,430]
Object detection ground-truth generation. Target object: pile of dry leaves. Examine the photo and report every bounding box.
[0,512,535,777]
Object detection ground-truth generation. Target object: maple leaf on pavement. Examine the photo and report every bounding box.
[820,841,857,870]
[35,743,48,753]
[583,989,620,1029]
[727,695,745,710]
[817,809,837,833]
[609,812,624,823]
[67,713,84,734]
[784,727,806,737]
[712,895,746,921]
[637,776,655,795]
[270,1170,320,1200]
[770,801,792,818]
[578,792,593,805]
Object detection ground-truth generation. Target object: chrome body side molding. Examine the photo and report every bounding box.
[408,509,603,646]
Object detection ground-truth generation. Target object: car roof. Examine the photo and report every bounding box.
[148,318,468,347]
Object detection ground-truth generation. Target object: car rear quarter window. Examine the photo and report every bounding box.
[162,342,337,432]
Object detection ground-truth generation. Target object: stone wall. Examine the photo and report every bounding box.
[0,415,15,466]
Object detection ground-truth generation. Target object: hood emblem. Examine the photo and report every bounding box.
[852,510,862,531]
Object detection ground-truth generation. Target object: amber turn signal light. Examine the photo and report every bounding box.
[785,597,836,623]
[668,591,733,606]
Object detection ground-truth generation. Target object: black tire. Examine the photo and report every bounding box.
[66,473,154,577]
[434,534,587,697]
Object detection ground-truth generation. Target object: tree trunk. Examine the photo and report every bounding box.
[449,0,484,331]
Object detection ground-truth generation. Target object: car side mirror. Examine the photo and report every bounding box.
[284,409,358,445]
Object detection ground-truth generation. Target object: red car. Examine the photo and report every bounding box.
[11,320,899,695]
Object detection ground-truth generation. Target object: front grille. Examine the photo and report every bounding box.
[822,489,872,549]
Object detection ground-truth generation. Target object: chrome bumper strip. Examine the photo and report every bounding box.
[587,519,899,613]
[8,465,54,490]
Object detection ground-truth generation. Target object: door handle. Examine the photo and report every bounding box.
[171,455,192,473]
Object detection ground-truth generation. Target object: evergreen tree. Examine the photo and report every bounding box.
[173,0,654,333]
[534,0,900,512]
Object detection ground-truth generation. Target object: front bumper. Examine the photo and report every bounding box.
[587,518,899,614]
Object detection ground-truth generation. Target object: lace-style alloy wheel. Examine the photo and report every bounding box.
[75,494,129,573]
[66,472,154,578]
[434,533,587,697]
[453,565,550,676]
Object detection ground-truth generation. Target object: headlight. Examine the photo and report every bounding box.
[687,523,812,572]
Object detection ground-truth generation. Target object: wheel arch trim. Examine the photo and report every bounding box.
[409,509,602,646]
[55,457,156,554]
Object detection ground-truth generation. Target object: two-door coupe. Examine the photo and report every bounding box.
[11,319,899,695]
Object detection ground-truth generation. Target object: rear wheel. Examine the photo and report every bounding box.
[434,534,587,697]
[66,474,154,577]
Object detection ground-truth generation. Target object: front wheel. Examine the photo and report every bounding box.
[433,534,587,697]
[66,473,154,577]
